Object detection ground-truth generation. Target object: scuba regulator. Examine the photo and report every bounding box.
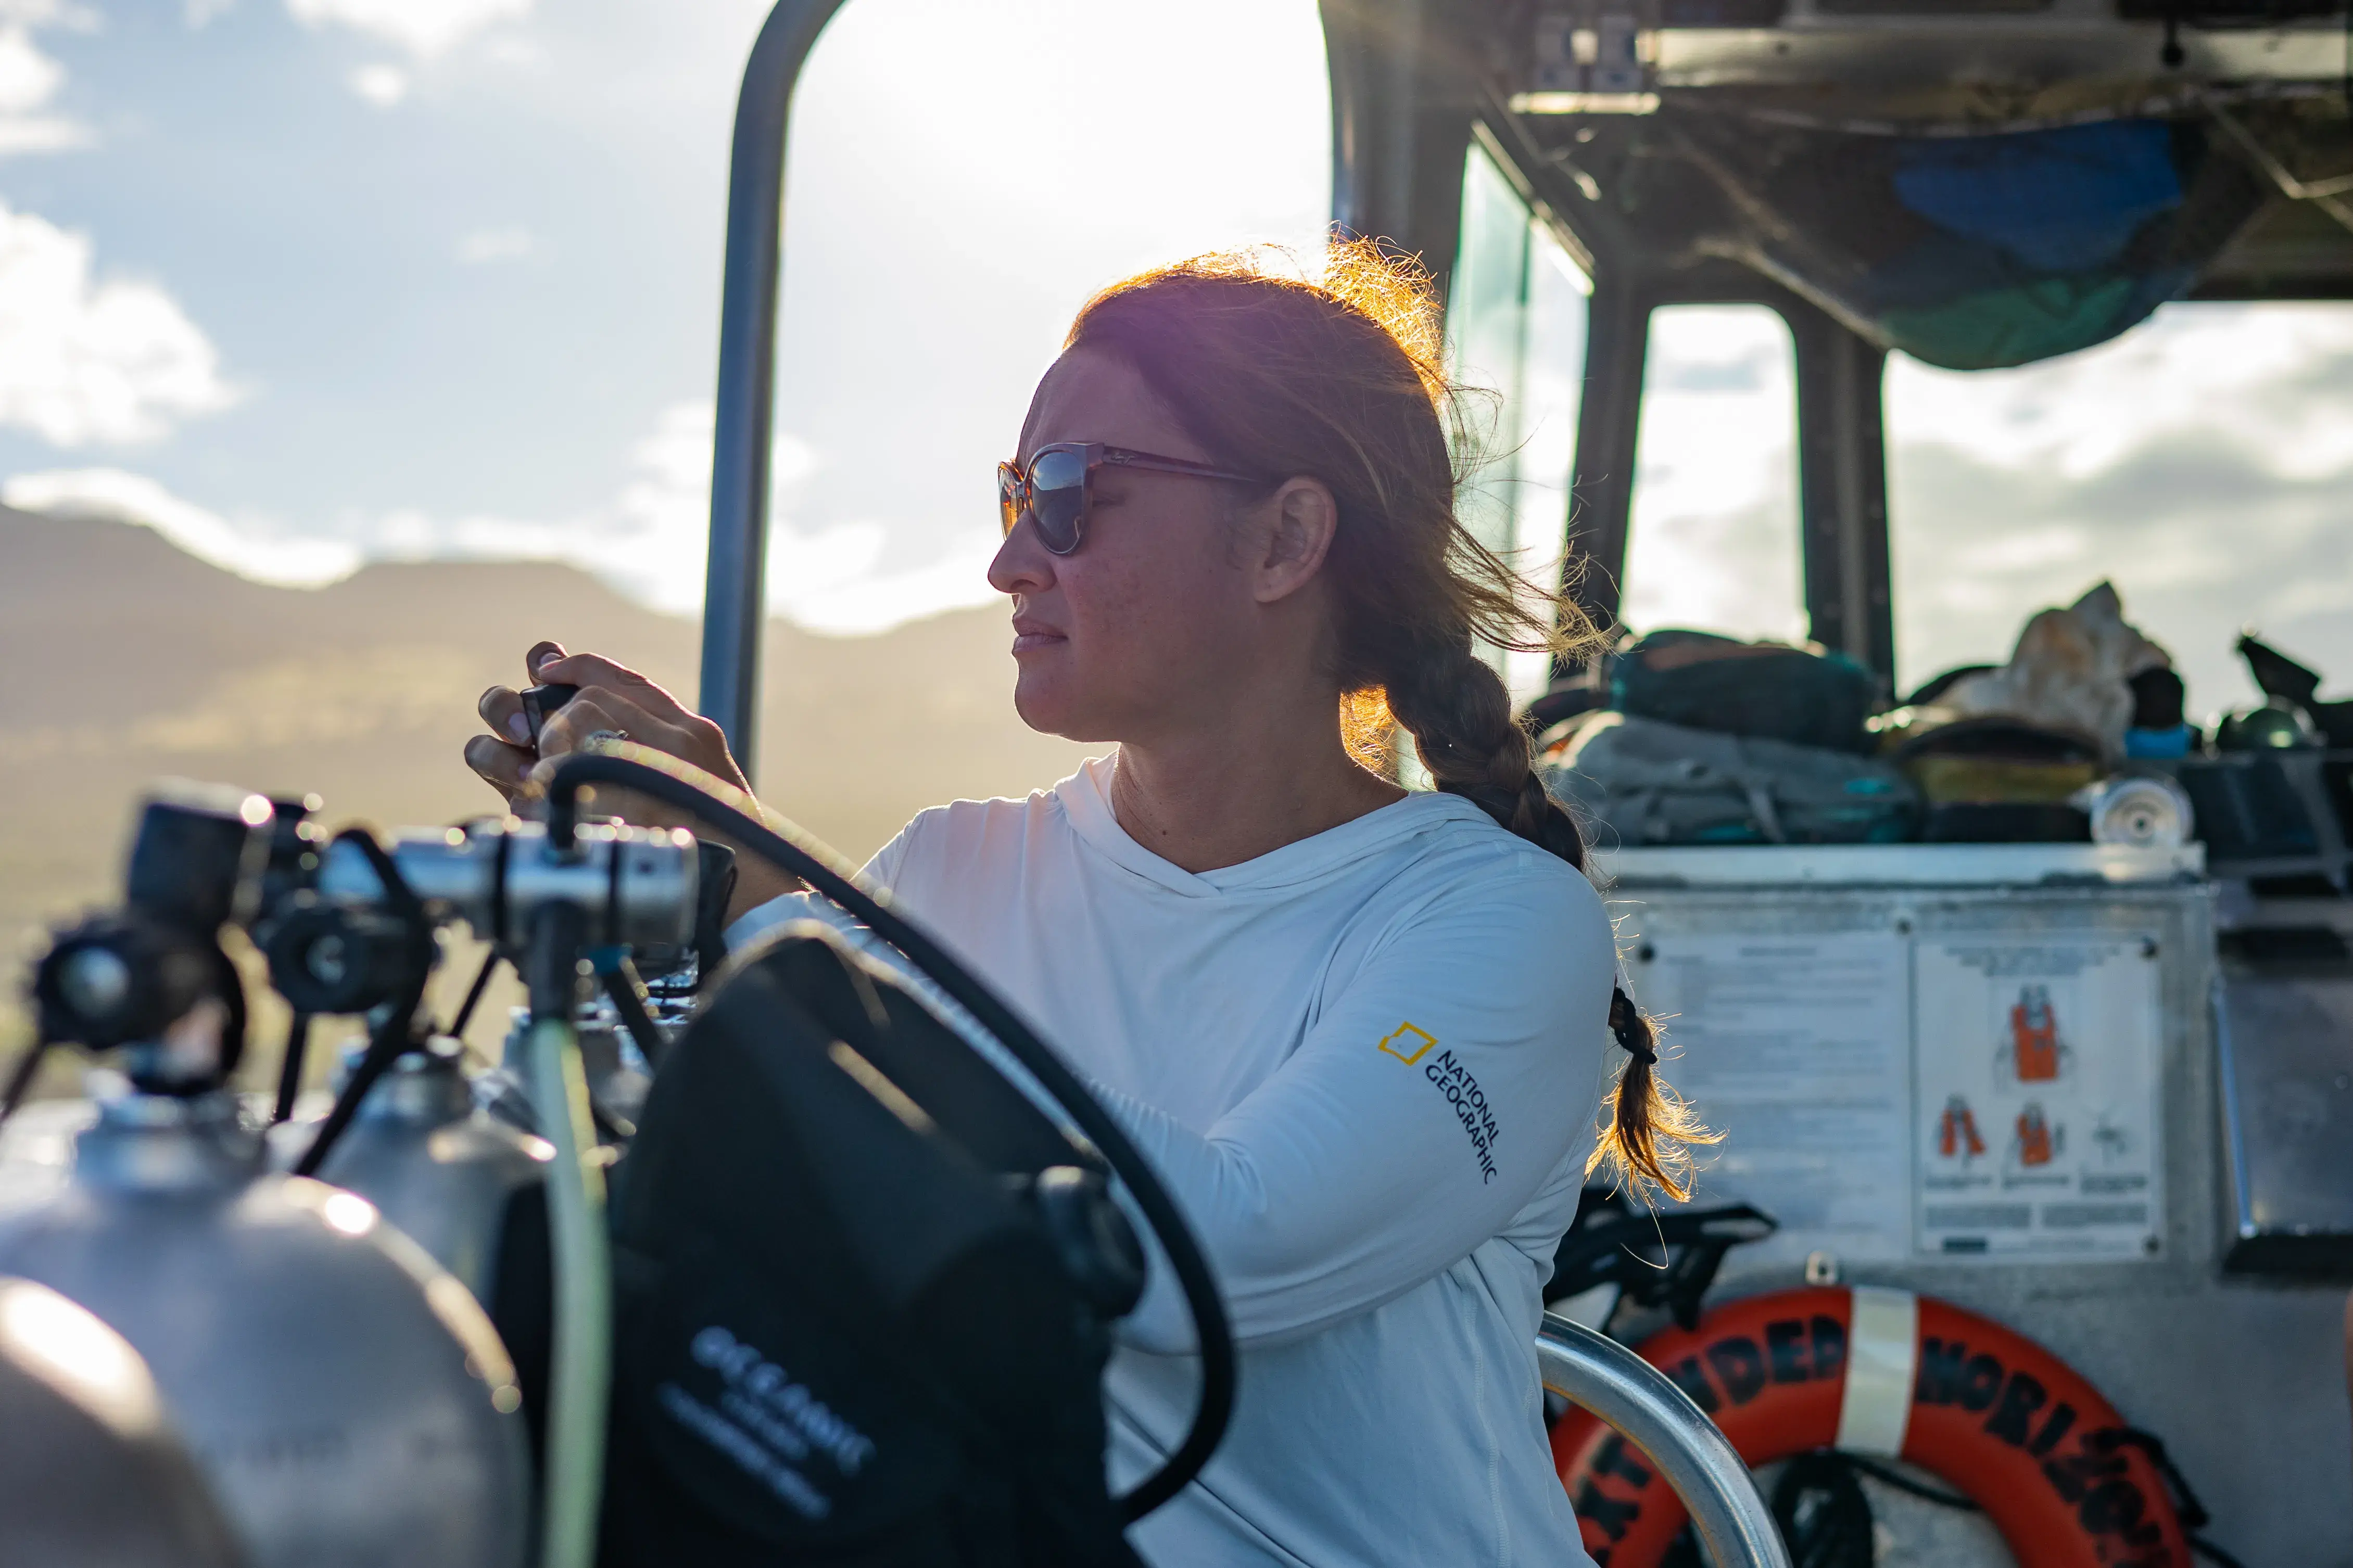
[1,750,1237,1567]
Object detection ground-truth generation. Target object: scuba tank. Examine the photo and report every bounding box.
[280,1034,553,1319]
[0,786,533,1568]
[0,1120,531,1568]
[0,1275,245,1567]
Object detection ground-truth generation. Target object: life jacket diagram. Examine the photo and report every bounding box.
[2014,1103,2063,1169]
[1937,1095,1985,1162]
[2004,984,2069,1082]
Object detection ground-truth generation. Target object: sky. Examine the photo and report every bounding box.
[0,0,2347,719]
[0,0,1331,628]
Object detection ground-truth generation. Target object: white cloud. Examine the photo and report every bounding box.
[592,400,1002,631]
[0,2,98,32]
[0,23,87,156]
[185,0,235,26]
[774,528,1005,636]
[0,199,236,445]
[1889,304,2353,482]
[1,401,1005,633]
[286,0,532,60]
[0,22,59,110]
[3,468,360,585]
[347,61,406,106]
[454,224,531,264]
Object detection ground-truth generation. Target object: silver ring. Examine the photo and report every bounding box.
[581,728,630,748]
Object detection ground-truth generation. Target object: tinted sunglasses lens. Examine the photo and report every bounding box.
[1027,448,1087,553]
[996,463,1023,538]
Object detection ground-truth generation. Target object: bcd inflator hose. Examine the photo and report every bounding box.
[543,746,1236,1522]
[524,901,611,1568]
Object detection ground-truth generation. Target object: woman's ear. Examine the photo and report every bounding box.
[1250,477,1339,605]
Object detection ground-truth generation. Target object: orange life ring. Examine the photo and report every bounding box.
[1551,1286,2191,1568]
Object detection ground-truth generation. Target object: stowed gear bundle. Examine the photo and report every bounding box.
[0,748,1236,1568]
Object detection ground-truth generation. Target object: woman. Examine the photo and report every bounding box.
[467,244,1698,1566]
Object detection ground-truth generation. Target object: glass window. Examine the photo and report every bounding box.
[1446,143,1591,703]
[1620,305,1805,646]
[1886,302,2353,717]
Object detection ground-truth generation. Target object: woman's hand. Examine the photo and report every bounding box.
[466,641,752,807]
[464,641,799,920]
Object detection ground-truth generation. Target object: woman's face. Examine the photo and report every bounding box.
[990,347,1325,744]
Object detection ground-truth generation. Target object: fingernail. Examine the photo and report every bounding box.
[506,712,532,743]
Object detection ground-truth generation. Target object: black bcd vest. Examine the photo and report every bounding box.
[597,920,1149,1567]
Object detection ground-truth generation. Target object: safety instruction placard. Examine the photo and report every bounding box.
[1912,938,2165,1260]
[1626,933,1913,1267]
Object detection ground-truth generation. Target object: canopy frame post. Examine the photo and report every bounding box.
[1788,300,1895,694]
[1322,0,1482,295]
[698,0,852,782]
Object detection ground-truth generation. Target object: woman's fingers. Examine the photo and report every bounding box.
[492,643,753,798]
[535,661,751,793]
[535,651,681,709]
[478,684,532,746]
[464,734,538,800]
[537,689,685,761]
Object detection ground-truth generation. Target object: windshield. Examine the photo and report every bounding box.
[1886,302,2353,716]
[1446,143,1591,702]
[1620,304,1803,648]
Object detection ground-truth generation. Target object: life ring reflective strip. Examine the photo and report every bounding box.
[1550,1285,2191,1568]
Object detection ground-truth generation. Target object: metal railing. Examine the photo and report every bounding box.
[1537,1313,1790,1568]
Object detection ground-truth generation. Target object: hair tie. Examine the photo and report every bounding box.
[1609,987,1658,1065]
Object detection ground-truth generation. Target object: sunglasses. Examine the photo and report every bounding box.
[997,442,1259,556]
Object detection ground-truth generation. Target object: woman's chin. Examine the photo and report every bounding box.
[1011,679,1121,745]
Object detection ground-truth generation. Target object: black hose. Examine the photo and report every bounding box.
[292,830,433,1179]
[543,751,1235,1522]
[0,1041,50,1132]
[271,1013,313,1125]
[291,976,428,1178]
[1841,1453,1978,1511]
[450,948,504,1039]
[597,957,669,1073]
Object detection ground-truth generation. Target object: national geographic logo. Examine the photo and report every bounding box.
[1378,1022,1498,1183]
[1378,1022,1436,1064]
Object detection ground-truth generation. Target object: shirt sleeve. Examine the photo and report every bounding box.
[722,813,924,951]
[1100,860,1616,1353]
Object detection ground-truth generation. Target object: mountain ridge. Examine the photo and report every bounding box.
[0,506,1097,999]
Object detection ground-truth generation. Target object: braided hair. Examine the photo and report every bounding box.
[1068,241,1709,1198]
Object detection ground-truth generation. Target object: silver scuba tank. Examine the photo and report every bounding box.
[275,1035,552,1310]
[4,786,533,1568]
[0,1075,533,1568]
[0,1274,246,1567]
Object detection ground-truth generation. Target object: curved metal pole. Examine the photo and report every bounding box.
[699,0,853,782]
[1537,1314,1791,1568]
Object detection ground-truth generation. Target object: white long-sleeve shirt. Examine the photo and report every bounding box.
[733,755,1614,1567]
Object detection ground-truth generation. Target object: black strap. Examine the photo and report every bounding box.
[1608,987,1657,1064]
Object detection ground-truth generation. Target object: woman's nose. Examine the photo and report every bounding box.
[988,520,1056,596]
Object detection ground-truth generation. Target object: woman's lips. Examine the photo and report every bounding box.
[1011,621,1066,655]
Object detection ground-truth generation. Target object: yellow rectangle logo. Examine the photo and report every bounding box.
[1378,1022,1437,1064]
